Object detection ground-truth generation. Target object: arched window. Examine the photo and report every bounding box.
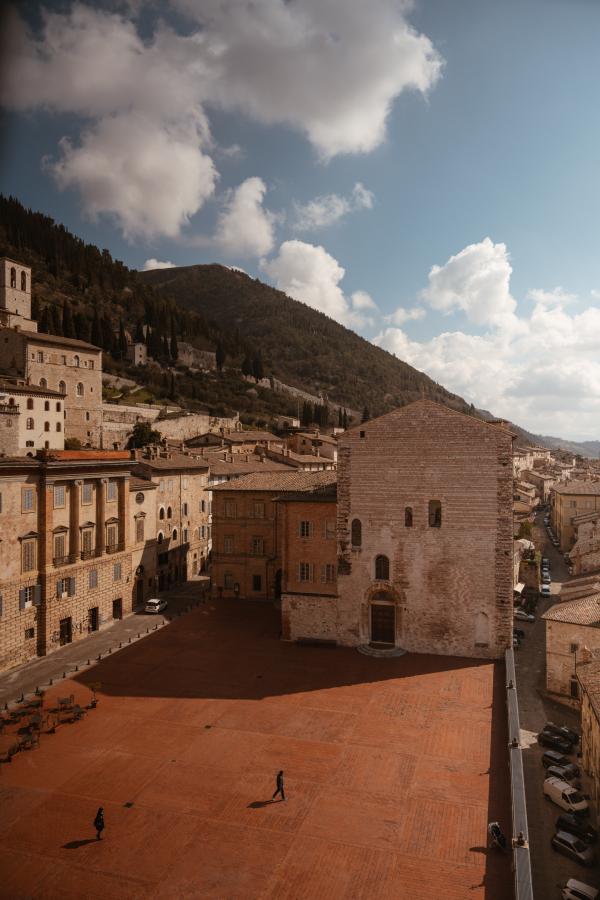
[26,398,34,410]
[428,500,442,528]
[74,355,80,367]
[405,507,413,527]
[8,397,14,406]
[157,531,164,544]
[475,611,490,646]
[56,402,61,412]
[44,440,49,449]
[44,422,50,432]
[159,507,165,520]
[76,383,84,397]
[375,555,390,580]
[44,401,50,411]
[10,267,16,288]
[167,506,172,519]
[172,528,178,542]
[56,422,61,432]
[26,417,34,430]
[21,271,26,291]
[58,380,66,394]
[351,518,362,547]
[39,378,47,389]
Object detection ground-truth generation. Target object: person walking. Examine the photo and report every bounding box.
[272,770,285,802]
[94,807,105,840]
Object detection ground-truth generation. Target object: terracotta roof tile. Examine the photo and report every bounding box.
[211,470,337,493]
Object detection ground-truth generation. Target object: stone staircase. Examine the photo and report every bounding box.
[357,644,407,658]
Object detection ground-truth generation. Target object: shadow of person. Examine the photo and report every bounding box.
[62,839,99,850]
[469,846,488,855]
[246,800,275,809]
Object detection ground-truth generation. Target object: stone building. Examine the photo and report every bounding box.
[0,380,66,455]
[551,481,600,551]
[577,655,600,824]
[0,450,135,673]
[286,430,338,462]
[133,447,211,587]
[543,594,600,704]
[126,341,147,366]
[129,475,158,607]
[285,400,514,659]
[211,470,336,602]
[570,513,600,576]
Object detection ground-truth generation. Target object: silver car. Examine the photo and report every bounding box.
[552,831,597,867]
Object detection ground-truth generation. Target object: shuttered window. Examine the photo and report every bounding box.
[22,539,36,572]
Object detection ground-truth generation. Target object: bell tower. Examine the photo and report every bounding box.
[0,258,37,332]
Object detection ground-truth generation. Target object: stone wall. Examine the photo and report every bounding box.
[571,518,600,575]
[281,594,339,641]
[545,619,600,703]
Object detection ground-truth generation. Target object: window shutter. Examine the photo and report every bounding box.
[33,585,42,607]
[0,594,2,615]
[309,564,314,582]
[320,564,326,583]
[69,577,76,597]
[56,580,62,598]
[19,588,26,610]
[297,563,302,581]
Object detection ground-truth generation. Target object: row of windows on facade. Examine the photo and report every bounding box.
[34,354,95,371]
[21,523,124,572]
[17,481,121,514]
[38,378,91,396]
[157,478,197,493]
[0,562,124,616]
[26,419,62,432]
[156,526,199,545]
[158,502,193,519]
[9,268,27,291]
[296,557,389,583]
[350,502,442,547]
[7,398,62,413]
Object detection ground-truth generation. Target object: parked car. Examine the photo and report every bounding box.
[544,777,589,814]
[569,566,575,576]
[144,597,168,614]
[538,731,573,752]
[513,628,525,639]
[552,538,560,546]
[542,557,549,566]
[543,750,578,772]
[551,830,597,866]
[514,609,535,622]
[547,764,580,784]
[545,722,580,745]
[556,814,598,844]
[541,584,551,596]
[542,572,551,584]
[560,880,599,900]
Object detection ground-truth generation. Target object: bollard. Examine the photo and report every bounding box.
[119,642,122,648]
[74,665,79,672]
[128,637,131,643]
[87,659,91,666]
[97,654,102,661]
[137,633,140,639]
[63,672,66,679]
[49,678,53,686]
[146,627,149,633]
[19,694,24,703]
[108,647,112,654]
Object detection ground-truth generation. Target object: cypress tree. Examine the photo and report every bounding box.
[342,409,348,429]
[134,319,145,343]
[118,318,128,359]
[38,305,51,334]
[241,356,253,377]
[74,311,90,342]
[338,408,343,428]
[252,355,263,381]
[50,303,62,335]
[216,342,225,372]
[169,316,178,361]
[91,308,102,347]
[361,406,370,423]
[62,301,75,338]
[31,294,40,322]
[169,371,176,399]
[163,335,170,358]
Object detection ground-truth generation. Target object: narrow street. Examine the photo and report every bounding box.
[514,509,598,898]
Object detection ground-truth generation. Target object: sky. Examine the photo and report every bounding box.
[1,0,600,441]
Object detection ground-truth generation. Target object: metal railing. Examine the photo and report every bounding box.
[505,648,534,900]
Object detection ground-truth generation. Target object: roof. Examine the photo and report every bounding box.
[135,451,209,473]
[0,382,65,398]
[129,476,156,492]
[211,470,337,493]
[553,480,600,496]
[275,482,337,503]
[223,430,281,443]
[543,595,600,627]
[207,457,290,477]
[23,332,101,352]
[295,431,337,445]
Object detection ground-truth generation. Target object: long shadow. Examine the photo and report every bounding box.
[246,800,276,809]
[73,598,489,702]
[62,839,99,850]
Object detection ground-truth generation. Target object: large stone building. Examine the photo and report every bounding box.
[543,595,600,704]
[551,481,600,551]
[577,654,600,825]
[0,380,66,455]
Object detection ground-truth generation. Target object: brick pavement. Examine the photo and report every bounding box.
[0,598,512,899]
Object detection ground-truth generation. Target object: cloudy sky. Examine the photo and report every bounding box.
[2,0,600,441]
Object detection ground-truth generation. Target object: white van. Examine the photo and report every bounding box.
[561,879,599,900]
[544,776,589,813]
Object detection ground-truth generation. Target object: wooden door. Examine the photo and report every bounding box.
[370,604,395,644]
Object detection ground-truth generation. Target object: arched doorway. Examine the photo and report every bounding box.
[369,591,396,645]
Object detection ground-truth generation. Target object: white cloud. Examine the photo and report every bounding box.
[1,2,441,237]
[293,182,374,231]
[261,240,371,328]
[374,239,600,441]
[143,258,176,271]
[385,306,426,325]
[214,177,275,258]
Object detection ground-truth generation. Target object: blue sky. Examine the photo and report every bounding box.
[2,0,600,440]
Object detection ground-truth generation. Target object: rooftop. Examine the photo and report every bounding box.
[23,332,101,352]
[543,594,600,627]
[224,430,281,443]
[0,381,65,398]
[135,451,209,472]
[553,480,600,496]
[211,470,337,492]
[129,475,156,492]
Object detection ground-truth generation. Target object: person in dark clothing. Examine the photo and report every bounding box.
[272,770,285,801]
[94,807,105,840]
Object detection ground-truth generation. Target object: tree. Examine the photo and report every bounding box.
[361,406,370,423]
[241,356,253,377]
[126,421,162,449]
[342,409,348,429]
[64,437,83,450]
[50,303,62,335]
[31,294,40,322]
[301,401,311,426]
[134,319,145,343]
[169,371,176,399]
[38,305,51,334]
[169,315,178,361]
[252,354,264,381]
[118,318,128,359]
[338,408,343,428]
[91,308,102,347]
[74,311,90,342]
[62,301,75,338]
[216,342,225,372]
[518,521,533,540]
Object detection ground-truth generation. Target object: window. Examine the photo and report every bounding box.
[19,585,39,608]
[54,485,65,508]
[200,499,206,513]
[22,539,37,572]
[251,536,264,555]
[38,352,45,364]
[167,506,172,519]
[74,355,80,367]
[351,518,362,547]
[59,380,66,394]
[253,501,265,518]
[26,417,34,430]
[82,483,92,505]
[89,360,94,370]
[85,412,90,421]
[136,518,144,543]
[159,480,164,492]
[61,357,66,365]
[172,528,178,542]
[21,271,26,291]
[299,520,313,538]
[56,402,61,412]
[321,564,336,583]
[182,502,188,516]
[252,575,262,591]
[86,568,97,590]
[157,531,164,544]
[81,528,93,554]
[324,520,336,539]
[26,398,34,410]
[53,533,66,562]
[375,555,390,580]
[39,378,47,389]
[22,488,35,512]
[428,500,442,528]
[8,397,14,406]
[76,382,84,397]
[44,400,50,411]
[224,500,236,518]
[106,523,118,548]
[224,535,234,553]
[183,528,188,543]
[10,267,16,288]
[298,562,313,582]
[201,525,206,539]
[56,422,61,433]
[359,430,365,439]
[44,421,50,432]
[167,479,173,493]
[56,577,74,597]
[570,678,579,699]
[113,562,122,582]
[405,507,413,527]
[159,507,165,520]
[24,627,35,640]
[183,477,188,489]
[107,480,118,501]
[224,573,234,590]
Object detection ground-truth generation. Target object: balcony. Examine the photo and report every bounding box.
[0,403,19,416]
[105,542,125,554]
[53,555,69,567]
[80,549,98,561]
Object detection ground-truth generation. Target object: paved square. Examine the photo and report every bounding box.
[0,600,512,899]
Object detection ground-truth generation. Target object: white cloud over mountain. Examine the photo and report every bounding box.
[0,1,441,241]
[214,177,275,258]
[293,183,374,231]
[143,259,176,271]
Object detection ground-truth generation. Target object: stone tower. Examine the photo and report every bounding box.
[0,258,37,332]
